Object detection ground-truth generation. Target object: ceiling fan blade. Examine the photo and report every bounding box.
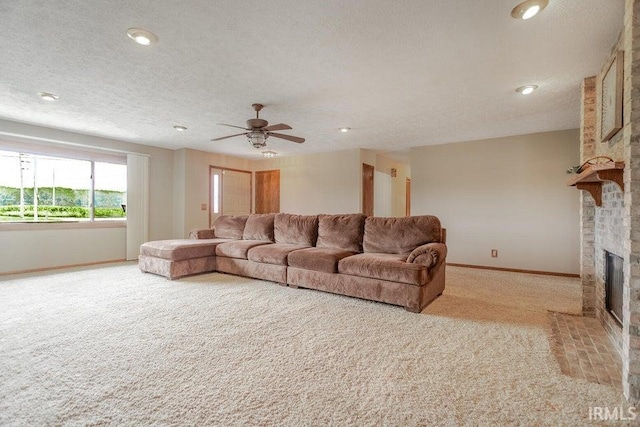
[268,132,305,143]
[211,132,248,141]
[217,123,250,130]
[262,123,292,131]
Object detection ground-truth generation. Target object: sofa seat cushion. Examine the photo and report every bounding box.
[338,253,427,286]
[288,247,357,274]
[140,239,232,261]
[215,240,272,259]
[248,243,309,266]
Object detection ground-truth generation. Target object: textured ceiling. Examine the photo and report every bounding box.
[0,0,624,160]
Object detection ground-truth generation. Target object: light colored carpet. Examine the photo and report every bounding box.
[0,263,633,426]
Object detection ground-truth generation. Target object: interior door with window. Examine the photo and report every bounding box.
[209,167,252,227]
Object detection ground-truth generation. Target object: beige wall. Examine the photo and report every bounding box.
[172,149,186,238]
[0,120,580,276]
[0,227,126,274]
[360,149,410,217]
[375,154,410,217]
[411,129,581,274]
[255,149,361,215]
[0,119,174,274]
[173,148,253,238]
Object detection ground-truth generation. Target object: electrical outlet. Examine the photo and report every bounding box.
[201,204,207,211]
[491,249,498,258]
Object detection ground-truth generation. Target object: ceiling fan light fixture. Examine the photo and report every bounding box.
[38,92,59,101]
[127,28,158,46]
[248,131,267,148]
[173,125,187,132]
[516,85,538,95]
[339,127,351,133]
[262,150,277,158]
[511,0,548,20]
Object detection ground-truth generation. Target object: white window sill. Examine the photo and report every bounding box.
[0,221,127,231]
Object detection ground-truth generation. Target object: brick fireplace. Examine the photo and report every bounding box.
[579,0,640,403]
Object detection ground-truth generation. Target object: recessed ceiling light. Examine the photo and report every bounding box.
[126,28,158,46]
[339,127,351,133]
[173,125,187,132]
[516,85,538,95]
[262,151,277,158]
[38,92,59,101]
[511,0,548,20]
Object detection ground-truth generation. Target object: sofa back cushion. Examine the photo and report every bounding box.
[213,215,248,239]
[274,213,318,246]
[317,213,366,253]
[363,215,442,255]
[243,214,276,241]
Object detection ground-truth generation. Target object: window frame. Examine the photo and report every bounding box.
[0,143,127,228]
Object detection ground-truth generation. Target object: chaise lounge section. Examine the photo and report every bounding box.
[139,212,447,312]
[138,238,229,280]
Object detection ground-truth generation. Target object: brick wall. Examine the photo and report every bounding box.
[580,77,597,317]
[595,182,625,355]
[622,0,640,403]
[579,0,640,403]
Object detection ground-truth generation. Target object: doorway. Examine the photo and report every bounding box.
[405,178,411,216]
[209,166,252,226]
[255,169,280,213]
[362,163,374,216]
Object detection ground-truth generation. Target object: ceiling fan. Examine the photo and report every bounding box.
[211,104,305,148]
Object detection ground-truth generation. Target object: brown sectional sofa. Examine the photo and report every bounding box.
[139,213,447,312]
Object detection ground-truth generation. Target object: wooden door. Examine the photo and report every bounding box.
[362,163,374,216]
[255,169,280,213]
[405,178,411,216]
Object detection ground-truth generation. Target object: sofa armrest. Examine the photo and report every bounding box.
[407,243,447,269]
[189,228,216,239]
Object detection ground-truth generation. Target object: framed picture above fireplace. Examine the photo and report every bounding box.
[600,50,623,142]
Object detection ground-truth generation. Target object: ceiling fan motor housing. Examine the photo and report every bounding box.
[247,118,268,129]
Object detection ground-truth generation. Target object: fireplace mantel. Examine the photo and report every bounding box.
[567,161,624,206]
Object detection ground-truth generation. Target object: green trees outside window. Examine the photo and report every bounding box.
[0,150,126,222]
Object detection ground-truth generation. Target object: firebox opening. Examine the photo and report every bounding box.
[605,251,624,327]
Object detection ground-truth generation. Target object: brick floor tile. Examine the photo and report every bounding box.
[548,312,622,389]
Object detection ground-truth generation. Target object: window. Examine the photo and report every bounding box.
[0,149,127,223]
[213,173,220,214]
